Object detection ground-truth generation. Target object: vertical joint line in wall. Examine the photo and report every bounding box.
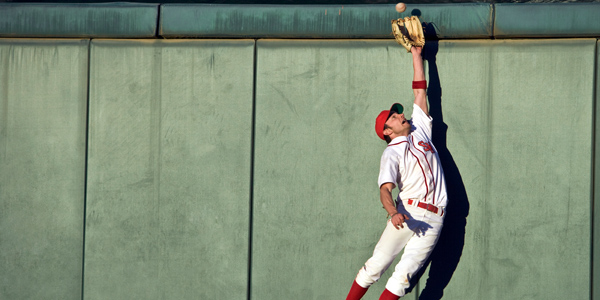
[247,38,258,300]
[592,39,598,300]
[81,38,92,300]
[151,45,164,281]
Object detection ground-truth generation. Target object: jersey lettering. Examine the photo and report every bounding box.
[418,141,435,153]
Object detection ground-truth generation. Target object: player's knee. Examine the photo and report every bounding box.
[362,256,394,280]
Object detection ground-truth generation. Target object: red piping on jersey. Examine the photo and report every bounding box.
[410,135,437,204]
[408,147,429,200]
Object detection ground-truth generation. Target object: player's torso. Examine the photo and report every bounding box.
[389,133,446,207]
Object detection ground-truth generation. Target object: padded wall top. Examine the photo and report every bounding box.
[0,3,158,38]
[2,3,600,38]
[160,4,492,39]
[494,3,600,38]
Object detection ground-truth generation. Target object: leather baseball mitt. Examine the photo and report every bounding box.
[391,16,425,52]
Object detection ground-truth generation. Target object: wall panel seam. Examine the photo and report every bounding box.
[593,38,599,300]
[81,38,92,300]
[247,38,258,300]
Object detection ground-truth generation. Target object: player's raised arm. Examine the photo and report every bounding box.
[411,46,428,116]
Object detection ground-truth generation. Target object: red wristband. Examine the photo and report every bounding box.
[412,80,427,89]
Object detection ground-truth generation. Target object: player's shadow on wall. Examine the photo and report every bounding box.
[409,22,470,300]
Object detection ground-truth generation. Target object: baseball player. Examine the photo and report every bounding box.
[345,45,447,300]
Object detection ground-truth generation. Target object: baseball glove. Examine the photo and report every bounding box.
[391,16,425,52]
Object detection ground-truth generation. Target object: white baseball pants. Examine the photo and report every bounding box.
[355,205,444,297]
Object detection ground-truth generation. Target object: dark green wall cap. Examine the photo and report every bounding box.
[0,3,159,38]
[495,3,600,38]
[2,3,600,39]
[160,4,492,39]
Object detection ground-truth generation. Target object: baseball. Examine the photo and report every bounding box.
[395,3,406,13]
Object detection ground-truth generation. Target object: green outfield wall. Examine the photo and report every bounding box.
[0,3,599,300]
[0,39,89,299]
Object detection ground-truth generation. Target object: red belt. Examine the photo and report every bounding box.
[407,199,444,216]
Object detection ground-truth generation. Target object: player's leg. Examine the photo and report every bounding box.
[347,220,414,300]
[381,216,443,299]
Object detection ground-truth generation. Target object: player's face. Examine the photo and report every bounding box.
[385,112,411,137]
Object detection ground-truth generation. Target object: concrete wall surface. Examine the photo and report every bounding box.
[0,39,89,299]
[253,38,595,300]
[84,39,254,300]
[0,38,598,300]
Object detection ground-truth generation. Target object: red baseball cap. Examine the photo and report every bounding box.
[375,103,404,140]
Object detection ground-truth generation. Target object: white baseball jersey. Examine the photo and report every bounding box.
[377,104,447,209]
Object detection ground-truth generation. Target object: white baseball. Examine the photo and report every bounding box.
[395,3,406,13]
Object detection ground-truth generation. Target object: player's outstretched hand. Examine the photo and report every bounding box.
[391,213,410,229]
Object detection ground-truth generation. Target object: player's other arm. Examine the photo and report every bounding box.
[411,46,428,116]
[380,182,409,229]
